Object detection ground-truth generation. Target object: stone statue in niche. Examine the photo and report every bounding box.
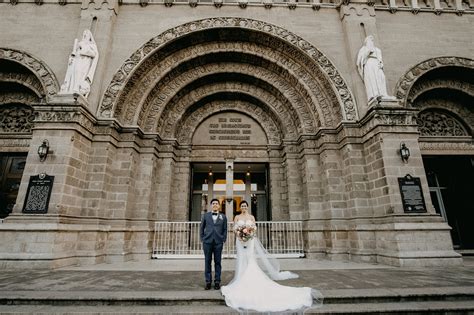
[59,29,99,98]
[356,35,392,102]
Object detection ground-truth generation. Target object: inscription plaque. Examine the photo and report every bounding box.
[192,112,267,145]
[398,174,427,213]
[22,173,54,214]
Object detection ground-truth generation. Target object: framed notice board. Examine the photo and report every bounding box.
[22,173,54,214]
[398,174,427,213]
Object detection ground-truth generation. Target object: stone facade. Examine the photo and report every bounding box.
[0,0,473,268]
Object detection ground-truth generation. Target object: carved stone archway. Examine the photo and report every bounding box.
[0,48,59,100]
[395,56,474,106]
[99,17,358,125]
[159,82,299,140]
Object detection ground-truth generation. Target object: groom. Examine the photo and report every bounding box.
[200,198,227,290]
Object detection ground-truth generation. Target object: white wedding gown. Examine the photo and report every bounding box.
[221,220,323,312]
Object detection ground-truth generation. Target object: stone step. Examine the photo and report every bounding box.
[1,287,473,307]
[0,300,474,314]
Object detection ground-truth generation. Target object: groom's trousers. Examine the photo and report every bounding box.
[203,240,223,283]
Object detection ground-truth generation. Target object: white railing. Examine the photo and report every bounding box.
[152,221,305,259]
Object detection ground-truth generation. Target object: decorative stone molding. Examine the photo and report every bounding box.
[34,106,96,134]
[0,48,59,100]
[157,81,300,139]
[81,0,119,10]
[0,93,39,105]
[176,100,282,145]
[113,40,336,132]
[139,63,316,134]
[99,18,357,122]
[419,141,474,153]
[0,138,31,148]
[340,4,376,19]
[407,78,474,103]
[417,109,469,136]
[414,98,474,134]
[0,104,35,133]
[395,56,474,105]
[0,72,44,98]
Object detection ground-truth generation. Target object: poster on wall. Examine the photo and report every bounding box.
[398,174,427,213]
[22,173,54,214]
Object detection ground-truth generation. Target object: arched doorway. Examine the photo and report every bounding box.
[0,51,57,219]
[398,59,474,250]
[99,18,351,224]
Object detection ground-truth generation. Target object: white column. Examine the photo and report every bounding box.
[225,159,234,218]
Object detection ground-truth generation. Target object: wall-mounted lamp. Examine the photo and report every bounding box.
[246,167,251,177]
[399,142,410,163]
[37,139,50,162]
[208,167,213,176]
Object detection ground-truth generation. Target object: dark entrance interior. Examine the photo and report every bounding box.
[423,155,474,250]
[0,153,27,219]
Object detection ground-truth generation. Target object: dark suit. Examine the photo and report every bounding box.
[200,211,227,284]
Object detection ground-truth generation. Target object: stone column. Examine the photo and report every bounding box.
[0,95,99,268]
[300,140,326,259]
[361,100,462,266]
[283,143,303,221]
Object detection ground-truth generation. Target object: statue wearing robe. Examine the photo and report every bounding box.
[60,29,99,98]
[356,35,389,102]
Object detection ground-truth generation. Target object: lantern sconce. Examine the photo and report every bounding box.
[400,142,410,163]
[37,139,50,162]
[246,166,251,177]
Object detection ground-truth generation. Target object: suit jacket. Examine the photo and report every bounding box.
[200,212,227,244]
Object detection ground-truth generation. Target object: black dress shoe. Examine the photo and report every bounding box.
[214,282,220,290]
[205,283,211,290]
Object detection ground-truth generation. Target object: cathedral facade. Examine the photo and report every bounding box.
[0,0,472,268]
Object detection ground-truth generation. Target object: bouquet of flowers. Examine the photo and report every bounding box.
[234,222,257,248]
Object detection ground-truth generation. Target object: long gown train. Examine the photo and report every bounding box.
[221,228,323,312]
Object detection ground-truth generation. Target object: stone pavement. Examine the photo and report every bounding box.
[0,257,473,314]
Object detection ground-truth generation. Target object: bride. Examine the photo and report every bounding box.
[221,200,323,312]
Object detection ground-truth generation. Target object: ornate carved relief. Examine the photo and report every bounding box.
[395,56,474,104]
[374,113,417,125]
[0,73,44,98]
[407,78,474,103]
[158,81,299,139]
[417,109,469,136]
[34,108,95,134]
[115,41,333,131]
[0,48,59,99]
[99,18,356,122]
[0,104,35,133]
[414,98,474,134]
[176,100,282,145]
[419,142,474,153]
[0,93,39,105]
[137,62,318,134]
[0,138,30,148]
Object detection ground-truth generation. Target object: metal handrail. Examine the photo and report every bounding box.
[152,221,304,259]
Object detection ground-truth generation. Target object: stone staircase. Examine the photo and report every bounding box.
[1,286,473,314]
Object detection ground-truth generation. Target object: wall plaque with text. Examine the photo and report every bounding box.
[398,174,427,213]
[22,173,54,214]
[192,112,267,145]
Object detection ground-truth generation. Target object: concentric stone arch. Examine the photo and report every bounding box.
[395,56,474,106]
[0,47,59,100]
[99,17,358,122]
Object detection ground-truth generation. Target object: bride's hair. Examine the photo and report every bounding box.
[239,200,249,207]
